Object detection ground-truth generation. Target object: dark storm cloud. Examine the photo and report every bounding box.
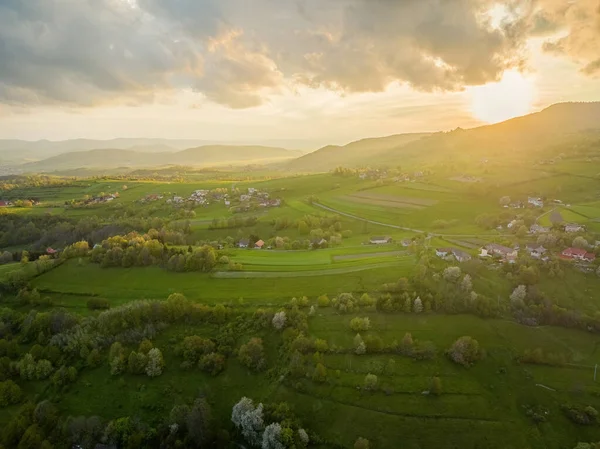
[0,0,598,108]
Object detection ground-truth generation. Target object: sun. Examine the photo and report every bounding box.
[469,70,535,124]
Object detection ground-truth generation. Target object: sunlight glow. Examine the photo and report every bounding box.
[469,70,535,124]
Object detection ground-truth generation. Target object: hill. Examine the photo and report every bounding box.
[287,133,431,172]
[20,145,300,173]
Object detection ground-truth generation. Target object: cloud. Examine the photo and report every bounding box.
[535,0,600,76]
[0,0,597,109]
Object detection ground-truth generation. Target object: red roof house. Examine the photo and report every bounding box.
[561,247,590,261]
[46,247,58,255]
[254,240,265,249]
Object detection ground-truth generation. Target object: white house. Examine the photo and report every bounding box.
[565,223,585,233]
[435,248,452,258]
[370,236,392,244]
[528,197,544,208]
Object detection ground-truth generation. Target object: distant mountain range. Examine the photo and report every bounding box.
[3,102,600,174]
[19,145,303,173]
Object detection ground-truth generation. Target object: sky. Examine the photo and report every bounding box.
[0,0,599,148]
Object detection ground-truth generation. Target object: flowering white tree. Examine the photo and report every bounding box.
[298,428,309,445]
[443,266,462,282]
[510,285,527,308]
[413,297,423,313]
[262,423,284,449]
[461,274,473,292]
[354,333,366,355]
[145,348,164,377]
[232,397,264,446]
[308,305,316,317]
[272,311,287,330]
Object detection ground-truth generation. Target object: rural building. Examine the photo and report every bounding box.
[46,247,58,255]
[528,197,544,208]
[482,243,518,262]
[525,244,547,259]
[0,200,8,207]
[254,240,265,249]
[564,223,585,233]
[401,239,412,247]
[452,249,472,262]
[561,247,595,262]
[370,236,392,245]
[435,248,452,258]
[529,224,549,234]
[240,194,251,202]
[311,238,328,249]
[238,239,250,248]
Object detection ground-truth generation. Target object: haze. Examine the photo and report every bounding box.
[1,0,599,146]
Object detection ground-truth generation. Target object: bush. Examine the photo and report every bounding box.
[87,298,110,310]
[332,293,356,313]
[562,404,599,425]
[238,338,266,371]
[317,295,330,307]
[199,352,226,376]
[363,374,378,391]
[446,336,483,367]
[349,317,371,332]
[0,380,22,407]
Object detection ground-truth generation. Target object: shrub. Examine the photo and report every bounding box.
[446,336,483,367]
[562,404,599,425]
[430,377,442,395]
[199,352,226,376]
[332,293,356,313]
[363,374,378,391]
[87,298,111,310]
[238,338,266,371]
[317,295,330,307]
[349,317,370,332]
[354,437,370,449]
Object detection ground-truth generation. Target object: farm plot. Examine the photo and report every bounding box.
[345,192,438,210]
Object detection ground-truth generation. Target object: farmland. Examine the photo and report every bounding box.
[2,154,600,449]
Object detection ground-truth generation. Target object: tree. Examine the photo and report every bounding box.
[350,317,371,332]
[187,397,213,446]
[138,339,153,354]
[239,338,266,371]
[87,349,102,367]
[127,351,148,374]
[272,311,287,330]
[400,332,414,355]
[262,422,284,449]
[232,397,264,447]
[354,333,366,355]
[354,437,370,449]
[510,285,527,308]
[413,297,423,313]
[363,373,378,391]
[447,336,484,367]
[430,377,442,395]
[443,266,462,282]
[317,295,330,307]
[517,225,528,238]
[0,380,22,407]
[145,348,164,377]
[573,236,589,249]
[109,342,125,375]
[461,274,473,292]
[199,353,226,376]
[312,363,327,383]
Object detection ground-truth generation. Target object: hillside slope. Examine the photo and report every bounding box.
[374,102,600,167]
[287,133,431,172]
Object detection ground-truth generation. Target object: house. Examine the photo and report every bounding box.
[507,219,518,229]
[0,200,9,207]
[479,247,491,258]
[584,253,596,262]
[254,240,265,249]
[452,248,472,262]
[484,243,518,259]
[529,224,549,234]
[561,247,588,260]
[435,248,453,258]
[240,194,251,202]
[565,223,585,233]
[46,247,58,255]
[525,244,547,259]
[224,200,231,206]
[528,197,544,208]
[401,239,412,247]
[370,236,392,245]
[248,188,257,195]
[238,239,250,249]
[359,173,367,180]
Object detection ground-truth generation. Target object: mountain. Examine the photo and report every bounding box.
[19,145,301,173]
[374,101,600,167]
[286,133,431,172]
